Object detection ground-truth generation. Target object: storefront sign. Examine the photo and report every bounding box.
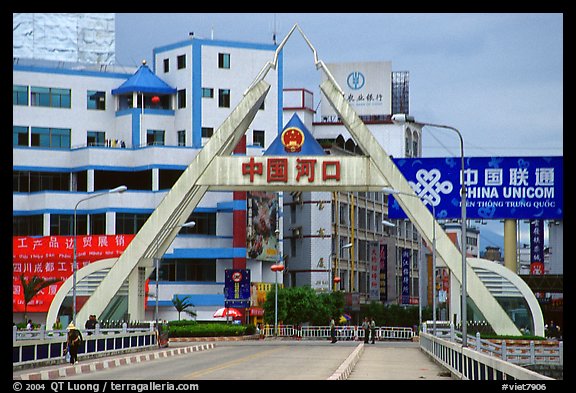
[401,248,410,304]
[530,219,545,275]
[224,269,251,308]
[369,244,379,300]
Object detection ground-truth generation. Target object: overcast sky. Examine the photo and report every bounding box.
[114,13,563,247]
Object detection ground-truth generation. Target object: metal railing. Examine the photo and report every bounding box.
[422,322,562,366]
[13,323,156,367]
[260,325,414,341]
[419,322,561,380]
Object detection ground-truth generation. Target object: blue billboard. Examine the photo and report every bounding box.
[224,269,251,308]
[389,156,563,220]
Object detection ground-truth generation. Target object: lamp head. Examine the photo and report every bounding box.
[109,185,128,194]
[391,113,415,124]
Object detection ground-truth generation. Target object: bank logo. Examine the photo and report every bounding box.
[347,71,365,90]
[409,169,453,206]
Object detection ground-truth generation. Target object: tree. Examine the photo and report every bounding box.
[263,287,345,326]
[19,274,62,322]
[171,295,197,320]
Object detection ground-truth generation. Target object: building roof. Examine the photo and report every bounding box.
[111,62,176,95]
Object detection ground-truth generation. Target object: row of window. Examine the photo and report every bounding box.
[13,124,266,149]
[162,52,231,74]
[14,85,106,110]
[13,212,217,237]
[13,125,71,148]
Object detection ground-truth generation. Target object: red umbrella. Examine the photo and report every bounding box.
[213,307,243,318]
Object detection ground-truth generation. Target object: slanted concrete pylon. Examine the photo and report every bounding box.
[46,80,270,328]
[319,78,520,336]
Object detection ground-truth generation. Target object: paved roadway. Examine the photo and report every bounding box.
[14,340,453,381]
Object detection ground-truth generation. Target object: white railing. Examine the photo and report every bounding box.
[13,323,157,367]
[420,331,555,380]
[260,325,414,341]
[421,322,562,367]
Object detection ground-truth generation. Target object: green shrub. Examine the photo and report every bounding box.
[167,322,252,338]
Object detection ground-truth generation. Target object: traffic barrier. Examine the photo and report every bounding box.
[259,325,414,341]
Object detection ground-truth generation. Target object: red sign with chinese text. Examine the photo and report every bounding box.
[13,234,134,313]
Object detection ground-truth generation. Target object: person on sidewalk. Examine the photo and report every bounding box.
[362,317,370,344]
[65,322,83,364]
[330,317,337,343]
[369,317,376,344]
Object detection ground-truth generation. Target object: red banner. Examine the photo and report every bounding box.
[13,234,134,313]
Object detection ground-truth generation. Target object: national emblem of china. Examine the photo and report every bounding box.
[281,127,305,153]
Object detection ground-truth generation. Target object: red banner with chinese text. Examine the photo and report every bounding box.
[13,234,134,313]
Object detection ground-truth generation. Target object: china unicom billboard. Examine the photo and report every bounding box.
[388,156,563,220]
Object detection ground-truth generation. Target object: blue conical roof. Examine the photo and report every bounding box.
[264,114,326,156]
[112,63,176,95]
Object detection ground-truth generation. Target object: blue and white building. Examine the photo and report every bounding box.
[13,27,281,322]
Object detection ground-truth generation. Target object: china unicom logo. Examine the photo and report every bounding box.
[408,169,453,206]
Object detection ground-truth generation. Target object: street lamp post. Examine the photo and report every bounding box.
[391,114,467,346]
[154,221,196,329]
[73,185,127,324]
[341,243,353,292]
[382,187,436,335]
[271,262,285,336]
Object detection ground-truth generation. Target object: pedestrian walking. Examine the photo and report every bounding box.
[330,317,337,343]
[362,317,370,344]
[370,317,376,344]
[65,322,83,364]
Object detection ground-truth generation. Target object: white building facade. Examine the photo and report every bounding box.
[13,35,281,324]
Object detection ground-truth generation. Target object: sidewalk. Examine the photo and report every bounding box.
[13,342,215,380]
[347,341,453,380]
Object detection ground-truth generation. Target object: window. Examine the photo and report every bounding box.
[13,215,43,236]
[87,131,105,146]
[184,212,217,235]
[201,127,214,138]
[218,89,230,108]
[412,131,419,157]
[177,89,186,109]
[405,128,412,157]
[177,54,186,69]
[30,87,50,107]
[13,170,71,192]
[159,259,216,282]
[177,130,186,146]
[218,53,230,69]
[163,58,169,73]
[30,127,71,148]
[31,86,71,108]
[253,130,265,147]
[13,126,28,147]
[201,88,214,98]
[115,213,150,234]
[147,129,165,146]
[50,214,76,236]
[87,90,106,110]
[13,85,28,106]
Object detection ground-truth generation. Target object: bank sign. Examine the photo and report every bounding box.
[388,156,563,220]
